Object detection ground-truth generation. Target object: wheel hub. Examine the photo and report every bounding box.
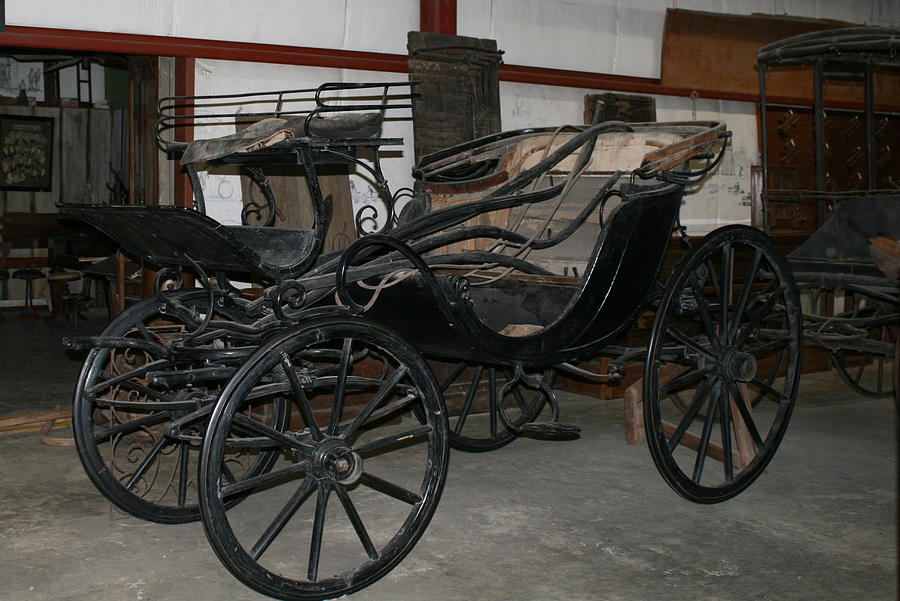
[723,350,757,382]
[310,438,362,484]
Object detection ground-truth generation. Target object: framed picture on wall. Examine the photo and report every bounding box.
[0,115,53,191]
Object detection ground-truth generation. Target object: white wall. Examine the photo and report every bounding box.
[5,0,419,55]
[459,0,900,78]
[6,0,898,231]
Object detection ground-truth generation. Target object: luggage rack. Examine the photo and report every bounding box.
[155,81,415,229]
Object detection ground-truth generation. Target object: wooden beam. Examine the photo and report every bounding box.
[173,56,194,209]
[1,25,895,112]
[420,0,457,35]
[0,25,410,73]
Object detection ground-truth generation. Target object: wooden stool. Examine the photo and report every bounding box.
[12,268,45,319]
[47,270,87,324]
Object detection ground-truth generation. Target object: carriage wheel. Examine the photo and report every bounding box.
[644,225,802,503]
[433,360,551,452]
[199,318,449,601]
[828,298,897,398]
[72,290,287,523]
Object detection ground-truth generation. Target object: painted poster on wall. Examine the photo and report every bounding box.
[0,115,54,191]
[0,57,45,102]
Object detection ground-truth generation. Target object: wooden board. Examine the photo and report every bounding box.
[239,164,357,254]
[87,109,112,204]
[659,9,900,103]
[61,108,88,204]
[407,31,503,161]
[583,93,656,125]
[33,107,62,213]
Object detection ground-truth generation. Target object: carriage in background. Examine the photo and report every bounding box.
[61,79,803,600]
[757,27,899,400]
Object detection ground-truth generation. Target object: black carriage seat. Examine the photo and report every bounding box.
[178,113,384,165]
[788,196,900,283]
[58,204,318,281]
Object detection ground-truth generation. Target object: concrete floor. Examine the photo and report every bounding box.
[0,309,896,601]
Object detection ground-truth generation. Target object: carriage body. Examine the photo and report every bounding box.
[61,85,804,601]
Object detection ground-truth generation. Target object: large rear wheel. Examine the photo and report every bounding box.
[644,226,802,503]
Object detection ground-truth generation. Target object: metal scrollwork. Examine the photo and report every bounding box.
[268,280,308,322]
[154,268,184,305]
[354,204,381,236]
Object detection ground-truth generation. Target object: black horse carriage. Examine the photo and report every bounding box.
[61,81,802,600]
[757,27,899,399]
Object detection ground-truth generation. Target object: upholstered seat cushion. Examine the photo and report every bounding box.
[180,113,382,165]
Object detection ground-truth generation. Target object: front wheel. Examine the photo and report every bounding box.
[644,225,803,503]
[199,318,449,601]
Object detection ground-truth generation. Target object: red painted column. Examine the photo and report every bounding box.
[173,56,195,208]
[420,0,457,35]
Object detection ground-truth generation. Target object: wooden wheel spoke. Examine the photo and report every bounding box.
[232,413,314,453]
[667,377,715,452]
[353,425,432,456]
[729,382,763,447]
[93,411,171,443]
[747,376,789,405]
[718,388,734,482]
[438,362,468,392]
[659,365,715,395]
[735,287,783,347]
[250,476,316,561]
[505,369,530,414]
[746,336,791,357]
[281,353,324,441]
[359,472,422,505]
[727,248,763,343]
[343,366,410,441]
[328,338,354,436]
[691,382,721,483]
[454,365,483,435]
[223,462,309,498]
[220,462,237,485]
[666,325,715,358]
[488,369,499,438]
[720,243,734,344]
[854,359,866,385]
[688,274,720,345]
[307,483,332,582]
[875,353,885,394]
[335,483,379,560]
[123,435,170,491]
[177,442,190,507]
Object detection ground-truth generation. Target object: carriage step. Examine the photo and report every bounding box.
[519,421,581,438]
